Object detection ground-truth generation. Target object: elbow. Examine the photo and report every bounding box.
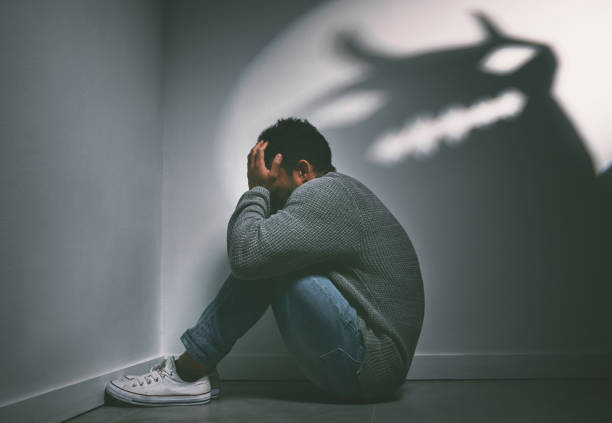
[228,253,260,281]
[227,237,248,280]
[227,233,269,280]
[228,261,249,281]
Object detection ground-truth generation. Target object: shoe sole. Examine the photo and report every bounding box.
[106,383,213,407]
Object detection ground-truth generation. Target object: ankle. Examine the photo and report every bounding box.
[175,352,210,382]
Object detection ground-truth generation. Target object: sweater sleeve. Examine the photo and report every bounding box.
[226,178,362,280]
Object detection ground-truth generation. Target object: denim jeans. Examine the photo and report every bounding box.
[180,271,366,402]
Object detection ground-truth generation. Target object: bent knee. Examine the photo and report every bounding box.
[272,272,324,301]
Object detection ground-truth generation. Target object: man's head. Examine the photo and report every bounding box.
[257,117,336,211]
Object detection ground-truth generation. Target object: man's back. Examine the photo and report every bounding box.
[318,171,425,401]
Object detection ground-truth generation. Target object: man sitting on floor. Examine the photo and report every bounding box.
[105,117,425,405]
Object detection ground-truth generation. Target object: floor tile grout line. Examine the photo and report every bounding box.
[370,404,376,423]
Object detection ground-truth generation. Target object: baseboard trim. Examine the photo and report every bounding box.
[215,352,612,380]
[2,352,609,422]
[0,356,163,423]
[407,352,612,379]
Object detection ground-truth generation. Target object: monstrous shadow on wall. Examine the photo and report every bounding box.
[296,12,610,352]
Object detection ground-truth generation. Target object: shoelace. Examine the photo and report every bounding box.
[132,370,164,387]
[130,361,172,387]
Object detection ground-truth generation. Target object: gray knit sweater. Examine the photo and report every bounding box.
[226,171,424,401]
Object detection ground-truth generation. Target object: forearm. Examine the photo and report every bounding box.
[226,179,361,280]
[226,186,282,280]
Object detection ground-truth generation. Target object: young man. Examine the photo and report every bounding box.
[106,117,425,405]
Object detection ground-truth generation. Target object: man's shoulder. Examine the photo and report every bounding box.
[305,171,362,192]
[314,172,396,220]
[286,171,360,207]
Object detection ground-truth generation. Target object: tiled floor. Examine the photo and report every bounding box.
[66,379,612,422]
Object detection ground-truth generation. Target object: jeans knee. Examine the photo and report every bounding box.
[271,273,321,308]
[271,274,324,326]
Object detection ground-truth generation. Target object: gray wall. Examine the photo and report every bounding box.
[0,0,163,406]
[160,0,611,379]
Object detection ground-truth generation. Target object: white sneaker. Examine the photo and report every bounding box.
[209,367,221,400]
[106,356,219,406]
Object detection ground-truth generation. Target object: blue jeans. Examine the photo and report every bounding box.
[180,271,366,402]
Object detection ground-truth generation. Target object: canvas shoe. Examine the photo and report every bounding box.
[209,367,221,399]
[105,355,220,406]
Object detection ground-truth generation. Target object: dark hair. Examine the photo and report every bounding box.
[257,117,336,175]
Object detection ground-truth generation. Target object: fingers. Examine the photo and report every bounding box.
[255,141,267,169]
[248,140,265,169]
[249,140,281,179]
[270,152,282,177]
[248,143,255,168]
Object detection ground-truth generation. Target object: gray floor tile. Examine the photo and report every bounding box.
[66,380,374,423]
[373,379,612,423]
[66,379,612,423]
[65,405,141,423]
